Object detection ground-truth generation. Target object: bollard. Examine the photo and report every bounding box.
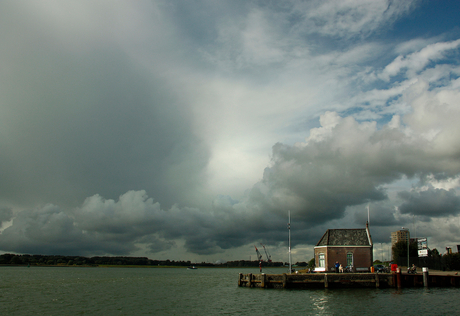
[261,273,266,288]
[396,268,402,289]
[423,267,429,287]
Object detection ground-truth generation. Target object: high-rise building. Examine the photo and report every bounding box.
[391,229,410,260]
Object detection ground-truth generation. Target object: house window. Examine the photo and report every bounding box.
[347,252,353,267]
[319,253,325,268]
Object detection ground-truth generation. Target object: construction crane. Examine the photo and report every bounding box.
[261,243,272,262]
[254,245,263,262]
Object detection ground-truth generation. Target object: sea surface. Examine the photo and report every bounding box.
[1,266,459,315]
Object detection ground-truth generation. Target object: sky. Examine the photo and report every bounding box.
[1,0,460,263]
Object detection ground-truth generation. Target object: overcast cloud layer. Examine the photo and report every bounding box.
[1,0,460,262]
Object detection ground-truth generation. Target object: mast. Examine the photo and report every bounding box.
[367,204,370,226]
[288,210,291,273]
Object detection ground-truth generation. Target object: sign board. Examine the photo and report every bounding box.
[418,249,428,257]
[417,238,428,257]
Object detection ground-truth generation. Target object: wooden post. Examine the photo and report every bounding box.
[324,274,328,288]
[422,267,429,288]
[238,273,242,287]
[396,268,402,289]
[248,273,252,288]
[261,273,266,288]
[282,273,287,288]
[375,273,380,288]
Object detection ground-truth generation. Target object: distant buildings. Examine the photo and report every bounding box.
[391,229,410,260]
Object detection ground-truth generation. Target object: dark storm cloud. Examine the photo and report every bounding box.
[1,1,460,259]
[0,204,87,255]
[0,201,148,256]
[0,2,210,210]
[398,188,460,217]
[352,203,400,227]
[0,208,13,225]
[141,235,177,253]
[3,108,460,257]
[0,190,285,256]
[236,115,420,226]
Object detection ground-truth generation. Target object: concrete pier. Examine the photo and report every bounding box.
[238,270,460,289]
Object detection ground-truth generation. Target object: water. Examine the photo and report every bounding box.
[1,266,459,315]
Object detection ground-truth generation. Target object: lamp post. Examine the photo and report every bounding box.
[402,227,410,269]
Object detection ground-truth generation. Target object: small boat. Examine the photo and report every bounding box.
[187,266,198,270]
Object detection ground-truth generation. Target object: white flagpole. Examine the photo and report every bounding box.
[288,210,291,274]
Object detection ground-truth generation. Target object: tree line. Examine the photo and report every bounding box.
[0,253,304,268]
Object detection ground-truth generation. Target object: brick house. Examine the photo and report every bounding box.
[314,222,373,272]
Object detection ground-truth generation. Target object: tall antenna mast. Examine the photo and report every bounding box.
[367,204,370,226]
[288,210,291,274]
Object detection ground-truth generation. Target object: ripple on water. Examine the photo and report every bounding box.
[1,267,460,315]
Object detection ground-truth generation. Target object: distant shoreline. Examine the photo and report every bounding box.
[0,253,290,268]
[0,263,269,268]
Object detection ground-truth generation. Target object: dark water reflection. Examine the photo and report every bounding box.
[1,267,458,315]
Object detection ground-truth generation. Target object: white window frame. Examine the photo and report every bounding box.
[319,253,325,268]
[347,252,353,267]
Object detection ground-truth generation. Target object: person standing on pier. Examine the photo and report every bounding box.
[335,261,340,273]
